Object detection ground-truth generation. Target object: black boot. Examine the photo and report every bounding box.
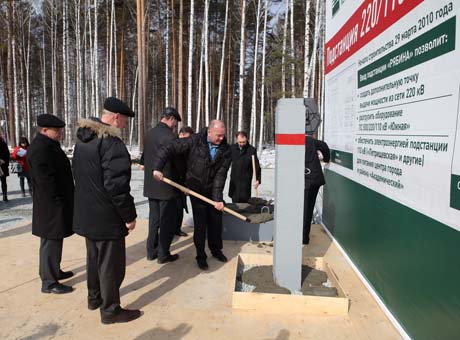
[2,194,7,202]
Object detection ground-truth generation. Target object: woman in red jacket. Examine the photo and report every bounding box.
[12,137,32,197]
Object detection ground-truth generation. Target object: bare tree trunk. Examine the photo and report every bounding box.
[165,3,170,107]
[63,0,71,146]
[178,0,183,120]
[281,0,288,98]
[12,5,20,142]
[309,0,321,98]
[250,0,261,146]
[171,0,176,107]
[290,0,295,97]
[136,0,146,149]
[107,0,115,96]
[237,0,246,131]
[196,28,204,131]
[74,0,82,120]
[204,0,210,126]
[216,0,229,120]
[303,0,312,98]
[7,0,15,145]
[258,0,268,153]
[94,0,99,114]
[42,25,47,113]
[24,11,31,140]
[186,0,194,126]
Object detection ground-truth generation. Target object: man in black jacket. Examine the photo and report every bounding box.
[228,131,261,203]
[27,114,75,294]
[303,135,330,245]
[143,107,182,263]
[73,97,140,324]
[153,120,231,270]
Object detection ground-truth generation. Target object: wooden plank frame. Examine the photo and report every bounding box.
[233,253,349,315]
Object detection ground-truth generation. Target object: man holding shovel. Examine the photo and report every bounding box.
[153,120,232,270]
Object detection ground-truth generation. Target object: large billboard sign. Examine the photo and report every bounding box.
[325,0,460,230]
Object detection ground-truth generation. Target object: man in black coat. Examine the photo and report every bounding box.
[153,120,231,270]
[143,107,182,263]
[228,131,261,203]
[303,135,330,245]
[73,97,141,324]
[0,136,10,201]
[27,114,75,294]
[174,126,194,237]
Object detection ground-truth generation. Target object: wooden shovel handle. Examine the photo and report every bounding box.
[162,177,251,222]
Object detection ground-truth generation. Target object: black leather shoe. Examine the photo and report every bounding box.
[58,270,74,280]
[41,283,73,294]
[197,258,209,270]
[175,230,188,237]
[101,308,142,324]
[88,299,103,310]
[212,252,228,262]
[157,254,179,264]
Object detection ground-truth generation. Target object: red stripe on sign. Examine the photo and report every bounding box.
[275,134,305,145]
[325,0,423,74]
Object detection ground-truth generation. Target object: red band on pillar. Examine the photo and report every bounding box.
[275,134,305,145]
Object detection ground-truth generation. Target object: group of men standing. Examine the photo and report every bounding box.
[26,97,262,325]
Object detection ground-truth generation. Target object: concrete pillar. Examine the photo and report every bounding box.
[273,98,305,293]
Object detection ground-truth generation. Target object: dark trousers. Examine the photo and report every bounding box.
[19,173,31,194]
[1,176,7,196]
[147,198,177,260]
[190,196,223,260]
[303,184,321,243]
[39,238,63,289]
[175,194,186,233]
[86,238,125,316]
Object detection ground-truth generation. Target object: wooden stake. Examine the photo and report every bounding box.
[162,177,251,222]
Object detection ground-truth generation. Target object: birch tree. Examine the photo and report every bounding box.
[303,0,312,98]
[258,0,268,153]
[196,29,205,131]
[281,0,288,98]
[216,0,229,120]
[178,0,184,119]
[203,0,210,126]
[7,0,15,144]
[165,2,170,107]
[93,0,99,114]
[309,0,321,98]
[187,0,194,126]
[63,0,71,145]
[250,0,262,146]
[237,0,247,131]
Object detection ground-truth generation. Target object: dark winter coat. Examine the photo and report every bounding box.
[153,128,231,202]
[229,143,261,203]
[27,133,74,239]
[0,137,10,177]
[73,118,137,240]
[305,136,330,187]
[143,122,180,200]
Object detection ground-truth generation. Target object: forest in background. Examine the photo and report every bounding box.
[0,0,326,151]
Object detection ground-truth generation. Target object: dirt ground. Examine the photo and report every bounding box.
[0,221,402,340]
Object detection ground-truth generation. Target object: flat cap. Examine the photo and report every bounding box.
[37,114,65,128]
[104,97,135,117]
[162,107,182,122]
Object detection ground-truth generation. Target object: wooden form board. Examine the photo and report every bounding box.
[233,253,349,315]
